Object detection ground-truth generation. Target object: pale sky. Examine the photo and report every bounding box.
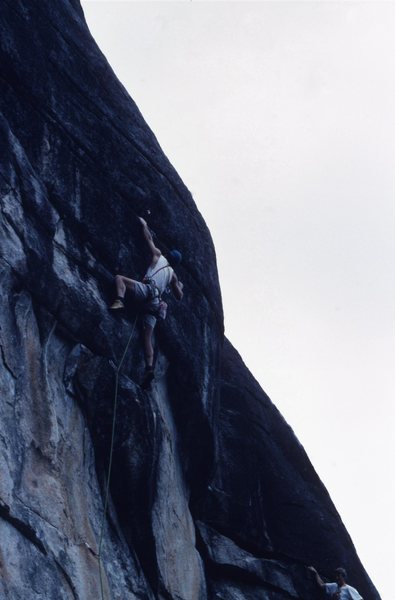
[82,2,395,598]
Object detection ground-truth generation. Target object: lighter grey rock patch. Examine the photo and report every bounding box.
[150,354,207,600]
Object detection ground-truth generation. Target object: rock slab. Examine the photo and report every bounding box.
[0,2,380,599]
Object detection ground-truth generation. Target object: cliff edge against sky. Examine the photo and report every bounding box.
[0,1,380,599]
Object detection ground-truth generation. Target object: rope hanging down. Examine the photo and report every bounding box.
[98,314,139,600]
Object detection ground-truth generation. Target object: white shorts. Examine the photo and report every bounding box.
[133,282,159,329]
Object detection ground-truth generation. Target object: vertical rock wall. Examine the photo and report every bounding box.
[0,1,380,599]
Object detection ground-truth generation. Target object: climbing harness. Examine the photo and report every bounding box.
[143,263,172,298]
[142,261,172,321]
[146,299,168,321]
[98,314,139,600]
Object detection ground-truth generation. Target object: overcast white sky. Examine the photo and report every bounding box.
[82,2,394,597]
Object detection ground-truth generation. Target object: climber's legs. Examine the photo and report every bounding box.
[110,274,143,309]
[110,276,156,389]
[142,323,154,368]
[115,274,138,297]
[141,322,156,390]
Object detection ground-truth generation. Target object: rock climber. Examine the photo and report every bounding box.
[308,566,363,599]
[110,217,184,388]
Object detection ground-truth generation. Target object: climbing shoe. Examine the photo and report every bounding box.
[141,367,154,390]
[110,298,124,310]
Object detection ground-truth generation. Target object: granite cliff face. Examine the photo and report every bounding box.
[0,2,380,599]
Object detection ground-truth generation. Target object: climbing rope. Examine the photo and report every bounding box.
[98,314,139,600]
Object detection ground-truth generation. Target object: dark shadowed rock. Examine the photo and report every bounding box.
[0,1,380,599]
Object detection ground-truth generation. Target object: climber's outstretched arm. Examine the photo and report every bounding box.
[139,217,161,258]
[307,567,325,588]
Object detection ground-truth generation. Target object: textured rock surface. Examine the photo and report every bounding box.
[0,1,380,599]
